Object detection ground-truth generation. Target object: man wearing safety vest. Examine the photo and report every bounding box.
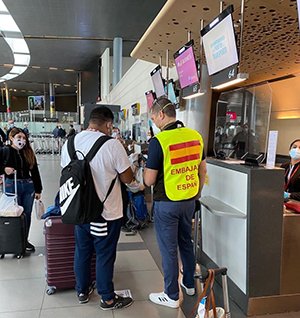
[144,97,207,309]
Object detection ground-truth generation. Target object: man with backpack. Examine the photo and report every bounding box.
[60,106,133,310]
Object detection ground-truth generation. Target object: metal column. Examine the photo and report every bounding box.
[4,83,11,120]
[77,72,82,124]
[113,37,122,88]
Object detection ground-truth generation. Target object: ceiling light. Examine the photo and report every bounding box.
[10,65,27,75]
[31,66,41,69]
[64,69,75,72]
[49,67,58,70]
[212,73,249,90]
[14,89,17,92]
[1,73,17,81]
[183,90,205,99]
[63,84,71,87]
[3,64,13,67]
[5,38,30,54]
[14,53,30,65]
[0,14,19,32]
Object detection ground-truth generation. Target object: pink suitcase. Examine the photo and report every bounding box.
[44,216,96,295]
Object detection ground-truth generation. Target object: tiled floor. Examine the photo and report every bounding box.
[0,155,299,318]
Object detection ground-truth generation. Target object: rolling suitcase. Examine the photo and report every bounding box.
[0,171,27,259]
[44,216,96,295]
[0,213,27,259]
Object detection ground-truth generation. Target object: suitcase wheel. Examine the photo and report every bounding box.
[0,254,4,259]
[46,287,56,295]
[16,254,23,259]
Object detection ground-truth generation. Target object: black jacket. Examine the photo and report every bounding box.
[0,146,43,193]
[281,161,300,201]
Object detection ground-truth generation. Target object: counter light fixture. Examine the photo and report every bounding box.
[212,73,249,90]
[182,90,205,100]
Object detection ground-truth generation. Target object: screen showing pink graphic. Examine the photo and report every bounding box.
[175,47,199,89]
[226,112,237,120]
[146,92,155,109]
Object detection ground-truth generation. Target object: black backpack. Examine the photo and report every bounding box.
[60,134,116,225]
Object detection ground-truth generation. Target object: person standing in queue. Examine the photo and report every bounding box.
[143,97,207,308]
[282,139,300,201]
[61,106,134,310]
[0,128,42,252]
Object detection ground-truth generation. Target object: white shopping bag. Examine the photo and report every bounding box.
[35,199,45,220]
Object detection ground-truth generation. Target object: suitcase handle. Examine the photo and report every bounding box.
[3,170,18,201]
[200,267,227,283]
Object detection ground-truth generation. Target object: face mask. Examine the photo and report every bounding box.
[112,132,117,138]
[146,136,151,141]
[10,124,14,128]
[13,139,26,150]
[289,148,300,160]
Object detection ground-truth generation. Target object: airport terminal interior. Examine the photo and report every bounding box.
[1,0,300,317]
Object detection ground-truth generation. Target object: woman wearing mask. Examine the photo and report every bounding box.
[0,128,43,252]
[282,139,300,201]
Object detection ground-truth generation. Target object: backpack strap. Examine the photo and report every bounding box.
[67,135,76,160]
[86,135,117,202]
[3,145,10,166]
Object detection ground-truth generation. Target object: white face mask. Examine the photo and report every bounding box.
[13,139,26,150]
[290,148,300,160]
[112,132,117,138]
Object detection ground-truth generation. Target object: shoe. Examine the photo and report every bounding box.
[100,294,133,310]
[121,225,132,233]
[77,285,94,304]
[149,292,179,308]
[180,278,195,296]
[26,241,35,252]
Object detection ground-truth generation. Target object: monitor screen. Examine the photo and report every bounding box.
[28,95,45,110]
[202,13,239,76]
[174,44,199,89]
[150,65,166,98]
[145,90,155,109]
[166,82,177,104]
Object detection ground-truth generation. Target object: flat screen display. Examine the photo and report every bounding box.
[167,82,176,104]
[145,90,155,109]
[174,46,199,89]
[150,65,165,98]
[202,14,239,76]
[28,95,45,110]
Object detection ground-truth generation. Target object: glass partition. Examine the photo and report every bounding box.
[214,82,272,160]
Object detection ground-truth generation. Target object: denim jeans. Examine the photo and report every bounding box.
[153,200,196,301]
[5,178,35,238]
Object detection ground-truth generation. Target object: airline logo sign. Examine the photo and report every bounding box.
[60,177,80,216]
[169,140,201,165]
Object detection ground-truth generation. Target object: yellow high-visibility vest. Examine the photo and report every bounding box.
[155,127,204,201]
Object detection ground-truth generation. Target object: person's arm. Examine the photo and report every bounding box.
[143,168,158,187]
[30,157,43,197]
[290,192,300,201]
[119,167,133,184]
[195,159,207,199]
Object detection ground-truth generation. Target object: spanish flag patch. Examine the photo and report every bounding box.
[169,140,201,165]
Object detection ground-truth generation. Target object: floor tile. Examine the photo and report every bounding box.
[114,270,164,301]
[0,310,40,318]
[113,300,186,318]
[0,255,46,280]
[115,250,158,272]
[0,278,46,312]
[40,305,113,318]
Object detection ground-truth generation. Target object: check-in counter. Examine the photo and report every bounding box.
[199,158,300,316]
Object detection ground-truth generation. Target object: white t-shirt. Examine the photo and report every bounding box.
[60,130,130,221]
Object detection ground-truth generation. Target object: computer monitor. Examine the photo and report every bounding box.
[174,40,199,89]
[145,90,156,109]
[201,5,239,76]
[166,82,177,104]
[150,65,166,98]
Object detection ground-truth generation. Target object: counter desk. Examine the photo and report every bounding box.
[199,158,300,316]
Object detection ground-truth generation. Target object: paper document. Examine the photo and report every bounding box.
[115,290,133,299]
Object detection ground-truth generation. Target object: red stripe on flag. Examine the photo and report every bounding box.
[169,140,200,151]
[171,153,200,165]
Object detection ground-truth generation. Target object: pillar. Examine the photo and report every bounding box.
[113,37,122,88]
[49,83,55,118]
[4,83,11,120]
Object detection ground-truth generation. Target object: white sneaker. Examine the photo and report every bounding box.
[180,278,195,296]
[149,292,179,308]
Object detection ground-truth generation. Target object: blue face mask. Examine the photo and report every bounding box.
[289,148,300,160]
[10,124,14,128]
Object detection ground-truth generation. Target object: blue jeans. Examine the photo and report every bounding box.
[154,200,195,301]
[5,178,35,238]
[74,215,122,301]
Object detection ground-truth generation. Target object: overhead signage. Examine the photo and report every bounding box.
[131,103,140,116]
[211,64,238,88]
